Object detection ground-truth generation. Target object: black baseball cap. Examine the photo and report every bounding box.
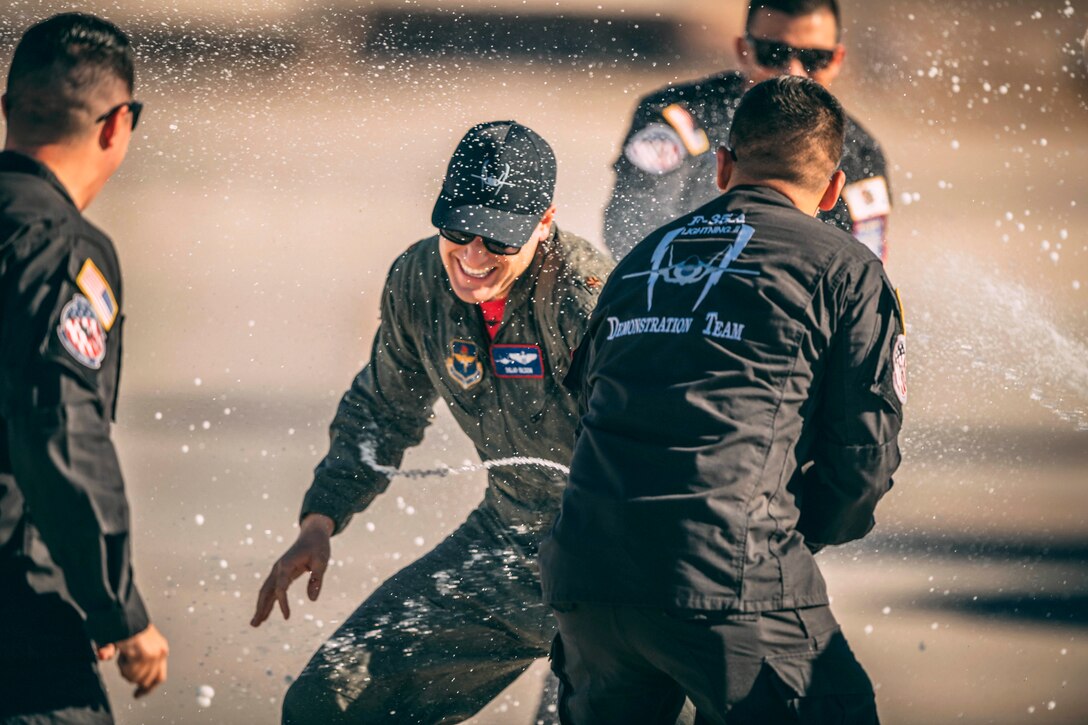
[431,121,557,248]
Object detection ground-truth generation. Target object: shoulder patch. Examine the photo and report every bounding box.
[661,103,710,156]
[892,334,907,404]
[57,294,107,369]
[446,339,483,390]
[625,123,686,175]
[842,176,892,222]
[76,258,118,331]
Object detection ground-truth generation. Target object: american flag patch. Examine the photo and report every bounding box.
[76,258,118,331]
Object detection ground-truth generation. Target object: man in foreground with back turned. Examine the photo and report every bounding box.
[605,0,892,262]
[541,76,905,724]
[0,12,169,723]
[252,121,614,724]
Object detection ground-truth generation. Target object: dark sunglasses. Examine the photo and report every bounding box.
[95,100,144,130]
[439,228,522,256]
[746,36,836,73]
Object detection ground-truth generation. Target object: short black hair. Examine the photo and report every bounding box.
[5,13,134,146]
[746,0,842,37]
[727,76,845,191]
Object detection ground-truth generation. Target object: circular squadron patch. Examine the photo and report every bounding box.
[624,123,686,175]
[57,294,106,369]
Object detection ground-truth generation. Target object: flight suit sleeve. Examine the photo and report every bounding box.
[836,132,893,261]
[603,95,705,260]
[797,259,905,547]
[301,269,440,535]
[1,235,149,646]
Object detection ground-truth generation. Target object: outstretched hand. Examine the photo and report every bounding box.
[251,513,335,627]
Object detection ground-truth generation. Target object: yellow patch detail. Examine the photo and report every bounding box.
[894,287,906,335]
[662,104,710,156]
[76,258,118,332]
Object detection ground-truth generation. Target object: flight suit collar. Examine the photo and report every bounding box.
[0,150,79,210]
[725,184,797,210]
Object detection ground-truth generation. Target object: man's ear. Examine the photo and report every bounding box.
[818,169,847,212]
[98,107,124,151]
[539,204,558,228]
[819,44,847,86]
[716,146,734,191]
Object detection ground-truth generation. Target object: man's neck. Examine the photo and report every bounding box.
[723,174,822,216]
[4,141,100,210]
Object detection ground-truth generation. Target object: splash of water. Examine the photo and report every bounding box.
[359,442,569,480]
[911,251,1088,431]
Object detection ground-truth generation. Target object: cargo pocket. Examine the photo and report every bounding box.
[762,634,878,725]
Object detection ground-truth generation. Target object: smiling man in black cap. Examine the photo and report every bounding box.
[252,121,613,724]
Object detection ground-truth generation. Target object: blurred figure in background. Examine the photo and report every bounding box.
[605,0,892,262]
[252,121,614,724]
[0,12,169,723]
[543,76,904,724]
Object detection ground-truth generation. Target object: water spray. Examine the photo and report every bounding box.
[359,442,569,480]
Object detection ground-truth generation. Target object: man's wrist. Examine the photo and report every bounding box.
[300,513,335,537]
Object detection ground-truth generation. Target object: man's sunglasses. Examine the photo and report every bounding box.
[96,100,144,130]
[439,228,522,256]
[746,36,836,73]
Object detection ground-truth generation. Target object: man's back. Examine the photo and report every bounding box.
[543,185,903,612]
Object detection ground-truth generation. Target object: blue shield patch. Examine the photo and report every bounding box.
[492,344,544,379]
[446,339,483,389]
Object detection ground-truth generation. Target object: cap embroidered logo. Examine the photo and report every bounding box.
[473,160,515,193]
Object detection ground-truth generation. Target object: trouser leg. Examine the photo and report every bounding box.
[283,509,555,725]
[551,604,876,725]
[550,605,687,725]
[634,605,878,725]
[0,592,113,724]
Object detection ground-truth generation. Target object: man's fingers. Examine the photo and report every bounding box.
[307,556,327,601]
[133,659,167,698]
[251,577,277,627]
[253,546,328,624]
[276,587,291,620]
[306,571,323,601]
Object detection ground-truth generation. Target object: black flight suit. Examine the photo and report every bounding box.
[541,185,905,724]
[0,151,148,723]
[605,71,892,261]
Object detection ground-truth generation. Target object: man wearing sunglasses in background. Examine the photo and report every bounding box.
[253,121,614,724]
[605,0,891,262]
[1,12,169,723]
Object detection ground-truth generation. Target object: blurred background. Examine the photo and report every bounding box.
[2,1,1086,722]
